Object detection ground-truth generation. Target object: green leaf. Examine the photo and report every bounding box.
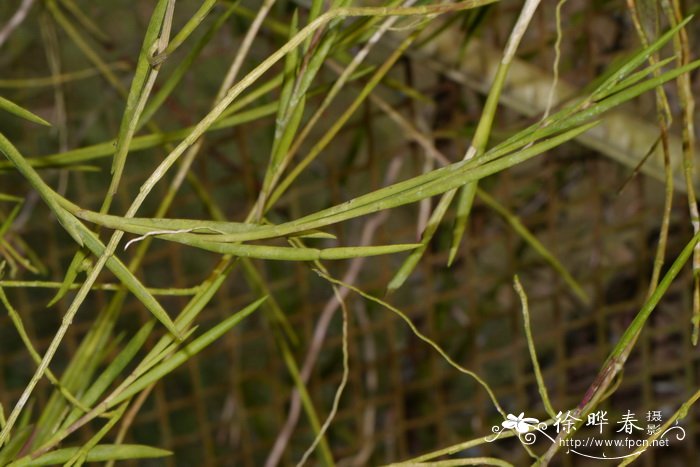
[57,0,111,44]
[592,15,693,100]
[0,426,33,465]
[72,210,334,240]
[0,197,22,240]
[448,182,477,266]
[264,9,301,186]
[46,249,88,307]
[139,4,238,128]
[0,132,180,338]
[149,0,219,66]
[107,296,266,407]
[0,96,50,126]
[11,103,278,170]
[75,226,181,338]
[161,240,421,261]
[108,0,170,197]
[11,444,171,466]
[607,231,700,363]
[60,322,155,431]
[477,188,588,304]
[46,0,125,94]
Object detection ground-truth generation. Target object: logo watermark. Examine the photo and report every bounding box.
[486,410,685,460]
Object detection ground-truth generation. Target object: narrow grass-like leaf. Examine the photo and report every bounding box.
[46,250,87,307]
[70,123,595,253]
[261,9,301,202]
[133,260,238,379]
[74,227,180,337]
[118,327,198,394]
[137,235,420,261]
[17,402,33,432]
[139,4,238,128]
[296,29,338,105]
[107,0,170,201]
[46,0,125,93]
[592,14,693,99]
[539,231,700,464]
[60,322,155,431]
[0,132,179,337]
[448,5,535,269]
[607,231,700,365]
[71,209,334,239]
[0,96,50,126]
[1,239,40,274]
[10,444,171,466]
[478,188,588,303]
[64,403,128,466]
[387,182,457,293]
[305,0,325,51]
[150,0,219,66]
[8,103,278,170]
[0,198,22,240]
[0,63,130,89]
[107,296,266,407]
[0,281,196,295]
[0,288,90,413]
[57,0,111,44]
[277,331,335,465]
[0,425,33,464]
[278,9,300,124]
[592,55,676,102]
[448,182,477,265]
[0,193,23,202]
[240,259,297,344]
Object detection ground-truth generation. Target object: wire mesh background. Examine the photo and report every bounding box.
[1,0,699,465]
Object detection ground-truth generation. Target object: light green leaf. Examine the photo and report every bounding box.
[0,96,50,126]
[60,322,155,431]
[108,296,266,407]
[11,444,171,466]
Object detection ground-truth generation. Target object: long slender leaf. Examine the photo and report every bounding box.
[108,0,170,193]
[0,96,50,126]
[77,122,596,247]
[0,132,180,337]
[150,0,219,66]
[139,4,238,128]
[10,444,171,466]
[60,322,155,431]
[107,296,266,407]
